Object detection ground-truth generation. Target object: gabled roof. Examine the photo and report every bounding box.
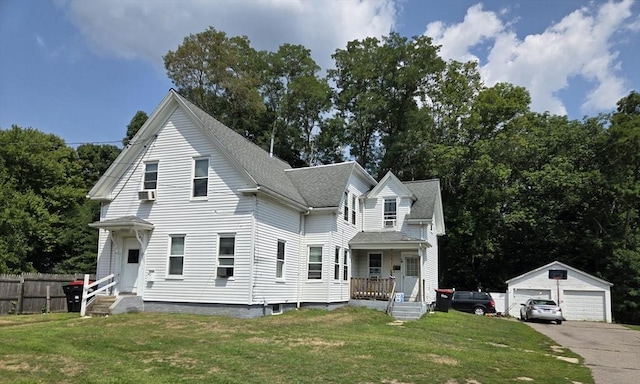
[286,162,376,208]
[506,261,613,286]
[403,180,439,220]
[176,93,307,206]
[365,171,415,199]
[88,89,307,207]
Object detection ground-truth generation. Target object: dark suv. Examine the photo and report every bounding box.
[451,291,496,316]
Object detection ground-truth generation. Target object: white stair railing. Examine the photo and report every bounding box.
[80,273,116,316]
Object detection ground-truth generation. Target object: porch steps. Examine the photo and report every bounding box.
[391,302,425,321]
[87,296,116,316]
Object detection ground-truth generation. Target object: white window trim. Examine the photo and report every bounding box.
[217,233,236,279]
[192,156,210,199]
[383,197,397,229]
[166,234,186,279]
[343,191,349,222]
[343,249,349,281]
[333,247,341,281]
[276,239,286,280]
[142,161,159,191]
[307,245,323,281]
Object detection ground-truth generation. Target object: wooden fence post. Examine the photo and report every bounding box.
[17,277,25,315]
[46,285,51,314]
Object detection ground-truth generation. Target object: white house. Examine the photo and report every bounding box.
[506,261,613,322]
[86,89,445,318]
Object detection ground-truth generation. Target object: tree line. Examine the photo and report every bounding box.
[1,27,638,323]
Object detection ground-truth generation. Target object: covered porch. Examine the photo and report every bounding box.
[88,216,154,296]
[348,231,430,303]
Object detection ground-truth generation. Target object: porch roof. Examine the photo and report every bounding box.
[89,216,154,231]
[349,231,430,250]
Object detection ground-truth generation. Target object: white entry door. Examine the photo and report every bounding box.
[121,237,140,293]
[402,254,420,301]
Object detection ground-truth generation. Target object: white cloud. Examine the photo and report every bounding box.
[57,0,397,72]
[35,34,45,47]
[424,0,638,115]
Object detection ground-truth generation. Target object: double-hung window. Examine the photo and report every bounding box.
[343,191,349,221]
[334,247,340,280]
[193,158,209,198]
[218,235,235,277]
[351,195,356,225]
[276,240,285,279]
[369,253,382,278]
[343,250,349,281]
[168,235,185,276]
[144,162,158,190]
[308,246,322,280]
[383,198,397,228]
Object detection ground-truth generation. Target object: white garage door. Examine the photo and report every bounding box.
[510,289,551,316]
[562,290,605,321]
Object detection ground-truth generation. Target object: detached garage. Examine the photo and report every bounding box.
[506,261,613,323]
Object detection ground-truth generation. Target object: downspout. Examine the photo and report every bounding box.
[297,211,307,309]
[249,194,257,306]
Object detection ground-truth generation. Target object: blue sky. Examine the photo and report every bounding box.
[1,0,638,147]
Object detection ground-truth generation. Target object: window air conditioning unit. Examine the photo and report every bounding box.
[138,190,156,201]
[384,220,395,228]
[217,267,233,277]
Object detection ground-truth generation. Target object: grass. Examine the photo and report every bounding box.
[623,323,640,331]
[0,308,593,384]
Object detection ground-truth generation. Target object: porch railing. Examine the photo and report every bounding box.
[350,277,394,301]
[80,273,115,316]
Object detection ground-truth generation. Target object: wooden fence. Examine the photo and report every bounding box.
[0,273,94,315]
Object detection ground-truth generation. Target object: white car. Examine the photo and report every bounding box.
[520,299,564,325]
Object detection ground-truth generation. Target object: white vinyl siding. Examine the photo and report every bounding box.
[96,107,256,304]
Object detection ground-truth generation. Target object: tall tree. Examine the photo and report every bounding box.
[258,44,331,166]
[603,91,640,324]
[164,27,264,142]
[0,126,85,273]
[123,111,148,147]
[329,33,445,176]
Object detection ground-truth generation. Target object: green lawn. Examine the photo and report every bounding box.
[0,307,593,384]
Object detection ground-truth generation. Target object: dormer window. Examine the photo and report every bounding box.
[383,198,397,228]
[343,191,349,221]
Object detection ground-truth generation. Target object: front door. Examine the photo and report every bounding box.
[121,237,140,293]
[402,254,420,301]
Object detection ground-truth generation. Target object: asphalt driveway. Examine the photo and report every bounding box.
[524,321,640,384]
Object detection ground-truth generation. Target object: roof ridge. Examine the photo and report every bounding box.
[172,89,293,169]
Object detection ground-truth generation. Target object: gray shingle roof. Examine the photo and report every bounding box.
[89,216,154,230]
[349,231,424,245]
[175,91,307,206]
[403,179,439,220]
[286,163,356,208]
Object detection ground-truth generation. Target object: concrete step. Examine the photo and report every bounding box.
[87,296,116,316]
[391,303,425,320]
